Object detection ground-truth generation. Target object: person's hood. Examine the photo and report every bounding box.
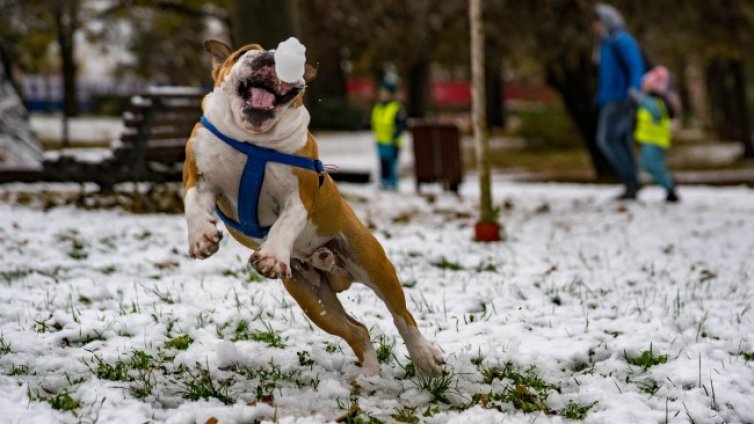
[594,3,625,33]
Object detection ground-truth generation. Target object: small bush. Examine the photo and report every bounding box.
[514,104,581,149]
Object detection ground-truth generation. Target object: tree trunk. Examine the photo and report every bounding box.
[232,0,300,49]
[299,0,346,105]
[53,0,79,119]
[731,59,754,158]
[485,43,505,129]
[469,0,495,225]
[407,56,430,118]
[706,56,739,141]
[545,60,616,179]
[675,58,692,127]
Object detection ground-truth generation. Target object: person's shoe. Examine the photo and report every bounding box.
[615,187,640,201]
[666,187,680,203]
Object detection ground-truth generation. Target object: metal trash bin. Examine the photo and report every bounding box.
[408,120,463,193]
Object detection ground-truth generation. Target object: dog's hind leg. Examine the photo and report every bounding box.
[344,235,444,376]
[284,260,379,375]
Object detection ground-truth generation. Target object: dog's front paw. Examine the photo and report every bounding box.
[249,250,291,280]
[188,223,223,259]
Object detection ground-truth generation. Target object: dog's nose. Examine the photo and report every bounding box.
[251,51,275,71]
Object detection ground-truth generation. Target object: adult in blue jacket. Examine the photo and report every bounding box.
[593,3,645,200]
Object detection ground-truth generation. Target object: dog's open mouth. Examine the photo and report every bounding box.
[237,78,301,113]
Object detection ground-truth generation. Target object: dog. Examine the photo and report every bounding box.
[182,40,443,376]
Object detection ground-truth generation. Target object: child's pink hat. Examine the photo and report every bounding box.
[642,66,670,94]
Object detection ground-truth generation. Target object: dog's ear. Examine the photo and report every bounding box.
[303,64,317,83]
[203,39,233,72]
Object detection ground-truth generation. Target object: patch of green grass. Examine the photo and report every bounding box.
[636,378,662,396]
[222,267,264,283]
[324,341,342,353]
[130,351,154,370]
[166,334,193,350]
[470,350,485,367]
[431,257,464,271]
[570,361,591,373]
[9,364,31,375]
[135,230,152,240]
[130,369,155,399]
[235,359,319,401]
[401,280,418,288]
[401,362,416,379]
[625,345,667,370]
[297,351,314,368]
[86,350,154,385]
[0,334,11,356]
[178,363,234,405]
[0,269,33,283]
[92,356,129,381]
[375,335,395,364]
[56,229,89,260]
[98,265,118,275]
[48,391,80,412]
[475,362,559,414]
[604,330,622,338]
[68,245,88,260]
[476,262,497,272]
[391,406,420,423]
[231,321,285,348]
[32,319,61,333]
[149,287,176,304]
[413,371,456,404]
[560,400,597,420]
[340,412,386,424]
[64,330,106,347]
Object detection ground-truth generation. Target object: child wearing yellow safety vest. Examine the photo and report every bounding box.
[631,66,680,202]
[371,80,406,190]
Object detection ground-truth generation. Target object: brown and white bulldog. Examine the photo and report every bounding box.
[182,40,443,376]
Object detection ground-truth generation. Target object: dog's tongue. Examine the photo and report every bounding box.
[249,87,275,109]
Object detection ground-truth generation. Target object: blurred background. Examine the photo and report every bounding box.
[1,0,753,188]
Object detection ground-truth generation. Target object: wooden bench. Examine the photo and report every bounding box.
[0,87,204,191]
[106,87,204,189]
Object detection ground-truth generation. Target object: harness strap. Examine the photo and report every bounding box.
[199,116,324,239]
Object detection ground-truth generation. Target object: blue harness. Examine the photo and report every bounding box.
[199,116,325,239]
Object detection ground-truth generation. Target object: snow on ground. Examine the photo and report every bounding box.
[0,179,753,424]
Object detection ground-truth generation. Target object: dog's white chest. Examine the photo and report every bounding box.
[193,131,298,229]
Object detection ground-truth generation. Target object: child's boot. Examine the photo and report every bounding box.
[666,186,680,203]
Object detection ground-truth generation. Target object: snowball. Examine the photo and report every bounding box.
[274,37,306,83]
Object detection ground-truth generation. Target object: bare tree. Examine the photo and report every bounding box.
[469,0,495,227]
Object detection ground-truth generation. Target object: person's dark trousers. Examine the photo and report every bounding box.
[596,102,641,190]
[377,143,400,189]
[640,144,674,190]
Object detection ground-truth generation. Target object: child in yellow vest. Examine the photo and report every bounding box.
[632,66,680,202]
[371,80,406,190]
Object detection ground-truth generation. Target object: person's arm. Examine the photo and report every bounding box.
[393,107,407,144]
[615,35,644,92]
[629,88,662,121]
